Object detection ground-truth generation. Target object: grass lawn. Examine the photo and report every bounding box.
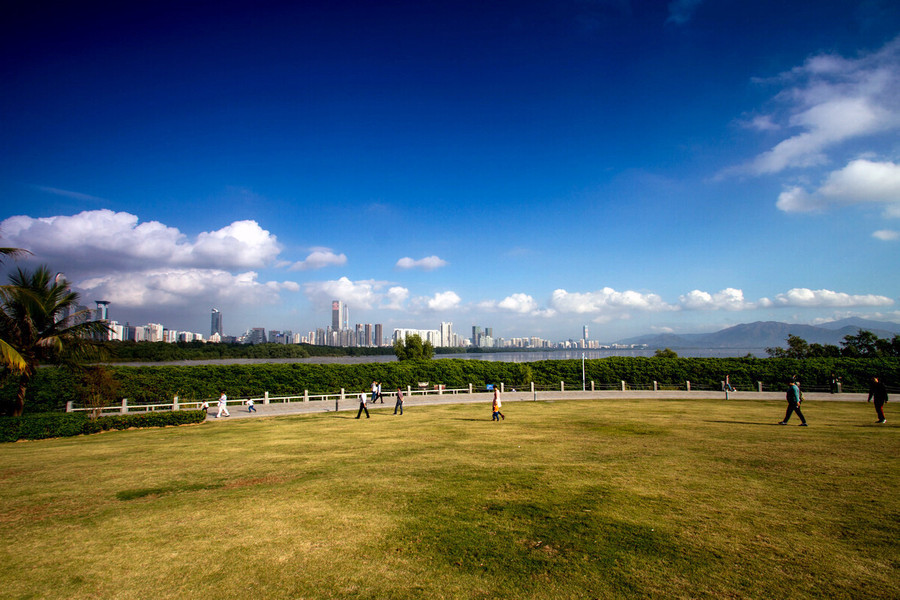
[0,397,897,599]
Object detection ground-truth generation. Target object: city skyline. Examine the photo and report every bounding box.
[2,2,899,341]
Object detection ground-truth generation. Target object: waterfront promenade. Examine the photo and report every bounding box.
[207,389,871,420]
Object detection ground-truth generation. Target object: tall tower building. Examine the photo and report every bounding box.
[583,325,589,341]
[441,322,453,347]
[374,324,383,347]
[332,300,342,331]
[211,309,223,337]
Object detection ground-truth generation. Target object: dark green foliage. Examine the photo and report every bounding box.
[0,410,206,442]
[4,357,898,413]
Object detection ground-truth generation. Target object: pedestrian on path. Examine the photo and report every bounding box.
[779,381,806,426]
[356,392,370,419]
[217,392,230,418]
[723,374,735,392]
[867,377,888,423]
[247,398,257,413]
[492,385,504,421]
[394,387,404,415]
[376,381,384,403]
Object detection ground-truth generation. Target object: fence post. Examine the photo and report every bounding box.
[836,381,842,393]
[531,381,535,394]
[408,385,412,398]
[173,395,179,411]
[501,382,505,393]
[653,381,658,391]
[621,380,626,391]
[686,381,691,392]
[591,380,595,391]
[758,381,763,393]
[121,398,128,414]
[468,383,473,394]
[304,389,309,402]
[560,381,565,392]
[264,391,270,405]
[66,401,73,413]
[338,388,343,412]
[439,384,443,395]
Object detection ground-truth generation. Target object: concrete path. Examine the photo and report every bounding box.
[206,390,871,421]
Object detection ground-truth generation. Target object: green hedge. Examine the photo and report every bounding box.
[4,357,899,414]
[0,410,207,443]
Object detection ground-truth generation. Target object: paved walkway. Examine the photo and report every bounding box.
[206,390,871,421]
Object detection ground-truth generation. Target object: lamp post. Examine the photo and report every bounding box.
[582,353,586,391]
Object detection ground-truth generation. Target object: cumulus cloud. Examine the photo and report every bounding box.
[302,277,387,310]
[772,288,893,308]
[679,288,756,311]
[550,288,675,315]
[497,293,539,314]
[78,269,297,308]
[872,229,899,241]
[425,291,461,311]
[0,210,306,313]
[395,255,448,270]
[777,159,900,215]
[382,286,410,310]
[289,248,347,271]
[733,36,900,176]
[0,209,281,273]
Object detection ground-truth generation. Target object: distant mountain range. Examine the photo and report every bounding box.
[616,318,900,349]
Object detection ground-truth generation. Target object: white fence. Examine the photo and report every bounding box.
[65,379,777,415]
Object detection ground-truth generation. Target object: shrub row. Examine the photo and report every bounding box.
[0,410,207,442]
[5,356,899,414]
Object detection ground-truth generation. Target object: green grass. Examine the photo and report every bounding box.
[0,398,897,599]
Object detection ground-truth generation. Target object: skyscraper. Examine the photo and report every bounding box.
[211,308,223,337]
[332,300,342,331]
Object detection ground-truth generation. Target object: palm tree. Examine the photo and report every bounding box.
[0,242,31,373]
[0,266,109,416]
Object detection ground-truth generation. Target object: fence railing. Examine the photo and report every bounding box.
[66,379,879,415]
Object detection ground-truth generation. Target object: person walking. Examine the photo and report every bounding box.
[492,385,505,421]
[247,397,257,413]
[393,387,404,415]
[216,392,230,418]
[376,381,384,403]
[723,375,735,392]
[356,392,370,419]
[779,381,806,426]
[867,377,888,423]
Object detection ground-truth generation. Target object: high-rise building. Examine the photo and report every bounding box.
[364,324,372,347]
[440,322,453,347]
[94,300,110,321]
[211,309,223,338]
[374,324,383,347]
[332,301,342,331]
[583,325,589,341]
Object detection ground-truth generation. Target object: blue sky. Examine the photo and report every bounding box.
[2,0,899,342]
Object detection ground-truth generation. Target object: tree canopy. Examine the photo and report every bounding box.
[393,334,434,361]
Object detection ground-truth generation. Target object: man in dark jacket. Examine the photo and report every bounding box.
[867,377,888,424]
[780,381,807,426]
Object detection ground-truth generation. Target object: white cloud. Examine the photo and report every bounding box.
[872,229,899,241]
[289,248,347,271]
[773,288,893,308]
[425,291,461,311]
[395,255,448,270]
[78,269,296,308]
[734,37,900,176]
[679,288,756,311]
[497,293,538,314]
[776,159,900,215]
[550,288,674,314]
[302,277,386,310]
[382,286,410,310]
[0,210,281,273]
